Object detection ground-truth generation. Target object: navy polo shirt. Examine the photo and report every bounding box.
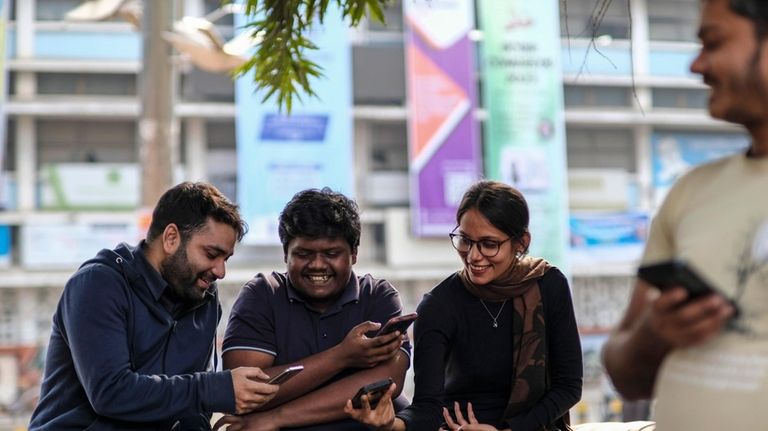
[223,271,411,430]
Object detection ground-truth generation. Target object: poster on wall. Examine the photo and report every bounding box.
[478,0,570,270]
[0,0,9,208]
[651,132,749,206]
[404,0,482,237]
[235,11,353,244]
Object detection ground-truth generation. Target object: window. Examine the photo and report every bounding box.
[652,88,708,109]
[36,0,92,21]
[560,0,630,40]
[648,0,700,42]
[37,120,136,163]
[564,85,631,107]
[370,123,408,172]
[37,73,136,96]
[368,0,403,32]
[566,127,636,172]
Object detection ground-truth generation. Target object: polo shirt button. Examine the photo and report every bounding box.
[323,333,327,338]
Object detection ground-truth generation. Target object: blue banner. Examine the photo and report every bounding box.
[651,132,748,205]
[235,10,353,244]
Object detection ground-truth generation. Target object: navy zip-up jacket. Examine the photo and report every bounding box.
[29,242,235,430]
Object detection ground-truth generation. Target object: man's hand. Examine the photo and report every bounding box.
[643,286,734,348]
[336,321,403,368]
[344,382,397,431]
[213,410,278,431]
[230,367,280,414]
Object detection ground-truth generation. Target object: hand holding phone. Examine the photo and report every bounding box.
[267,365,304,385]
[637,260,739,315]
[351,378,394,409]
[375,313,418,337]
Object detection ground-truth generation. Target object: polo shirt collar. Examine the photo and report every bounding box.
[286,271,361,315]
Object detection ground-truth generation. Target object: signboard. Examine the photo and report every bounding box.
[404,0,482,236]
[651,132,749,205]
[479,0,570,269]
[235,11,353,244]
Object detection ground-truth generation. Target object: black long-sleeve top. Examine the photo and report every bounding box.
[396,268,582,430]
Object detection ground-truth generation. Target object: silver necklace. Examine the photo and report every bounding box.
[480,299,508,328]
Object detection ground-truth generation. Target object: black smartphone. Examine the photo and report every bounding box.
[267,365,304,385]
[375,313,418,337]
[351,378,394,409]
[637,260,739,315]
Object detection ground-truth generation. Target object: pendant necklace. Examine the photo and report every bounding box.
[480,298,508,328]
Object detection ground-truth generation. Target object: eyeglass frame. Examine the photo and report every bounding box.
[448,231,514,258]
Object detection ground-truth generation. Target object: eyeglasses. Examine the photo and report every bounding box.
[448,232,511,258]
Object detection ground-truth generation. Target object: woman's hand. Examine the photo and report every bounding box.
[439,401,509,431]
[344,382,397,431]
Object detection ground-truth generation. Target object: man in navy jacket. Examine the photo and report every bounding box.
[30,182,279,430]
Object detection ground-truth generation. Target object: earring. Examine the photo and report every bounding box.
[515,251,524,259]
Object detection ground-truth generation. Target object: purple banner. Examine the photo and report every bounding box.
[404,0,482,236]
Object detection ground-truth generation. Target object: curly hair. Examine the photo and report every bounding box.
[278,188,361,256]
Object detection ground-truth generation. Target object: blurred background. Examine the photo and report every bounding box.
[0,0,749,429]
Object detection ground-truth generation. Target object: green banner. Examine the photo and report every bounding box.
[479,0,570,271]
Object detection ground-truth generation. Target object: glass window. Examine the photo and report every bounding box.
[37,73,136,96]
[566,127,636,172]
[648,0,700,42]
[369,0,403,32]
[37,120,136,163]
[652,88,708,109]
[564,85,631,107]
[370,122,408,172]
[560,0,630,40]
[3,119,14,171]
[353,45,405,105]
[36,0,94,21]
[206,120,236,149]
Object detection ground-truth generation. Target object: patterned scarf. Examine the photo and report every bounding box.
[458,256,552,424]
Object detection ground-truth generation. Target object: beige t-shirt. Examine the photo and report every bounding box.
[642,153,768,430]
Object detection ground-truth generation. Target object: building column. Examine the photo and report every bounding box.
[184,118,207,181]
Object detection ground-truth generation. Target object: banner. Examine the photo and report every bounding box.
[404,0,482,236]
[651,132,748,206]
[0,0,8,208]
[235,11,353,244]
[479,0,570,270]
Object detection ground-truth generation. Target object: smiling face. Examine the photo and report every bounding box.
[690,0,768,127]
[160,218,236,305]
[285,236,357,312]
[456,208,526,286]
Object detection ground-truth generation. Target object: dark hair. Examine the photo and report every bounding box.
[278,188,361,255]
[730,0,768,39]
[456,180,529,251]
[146,182,247,243]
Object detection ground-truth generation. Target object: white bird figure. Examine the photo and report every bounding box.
[162,17,255,74]
[65,0,142,29]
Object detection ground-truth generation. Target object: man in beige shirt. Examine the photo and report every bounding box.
[603,0,768,429]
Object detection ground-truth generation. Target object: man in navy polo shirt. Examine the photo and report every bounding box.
[217,188,410,430]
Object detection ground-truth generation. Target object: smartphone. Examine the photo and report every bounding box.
[267,365,304,385]
[637,260,739,315]
[351,378,394,409]
[375,313,418,337]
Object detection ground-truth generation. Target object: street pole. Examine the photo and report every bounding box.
[139,0,177,207]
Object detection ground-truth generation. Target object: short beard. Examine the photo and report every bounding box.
[160,243,205,307]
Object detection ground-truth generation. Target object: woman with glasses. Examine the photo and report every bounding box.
[346,180,582,431]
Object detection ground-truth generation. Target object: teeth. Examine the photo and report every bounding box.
[308,275,331,283]
[469,264,489,271]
